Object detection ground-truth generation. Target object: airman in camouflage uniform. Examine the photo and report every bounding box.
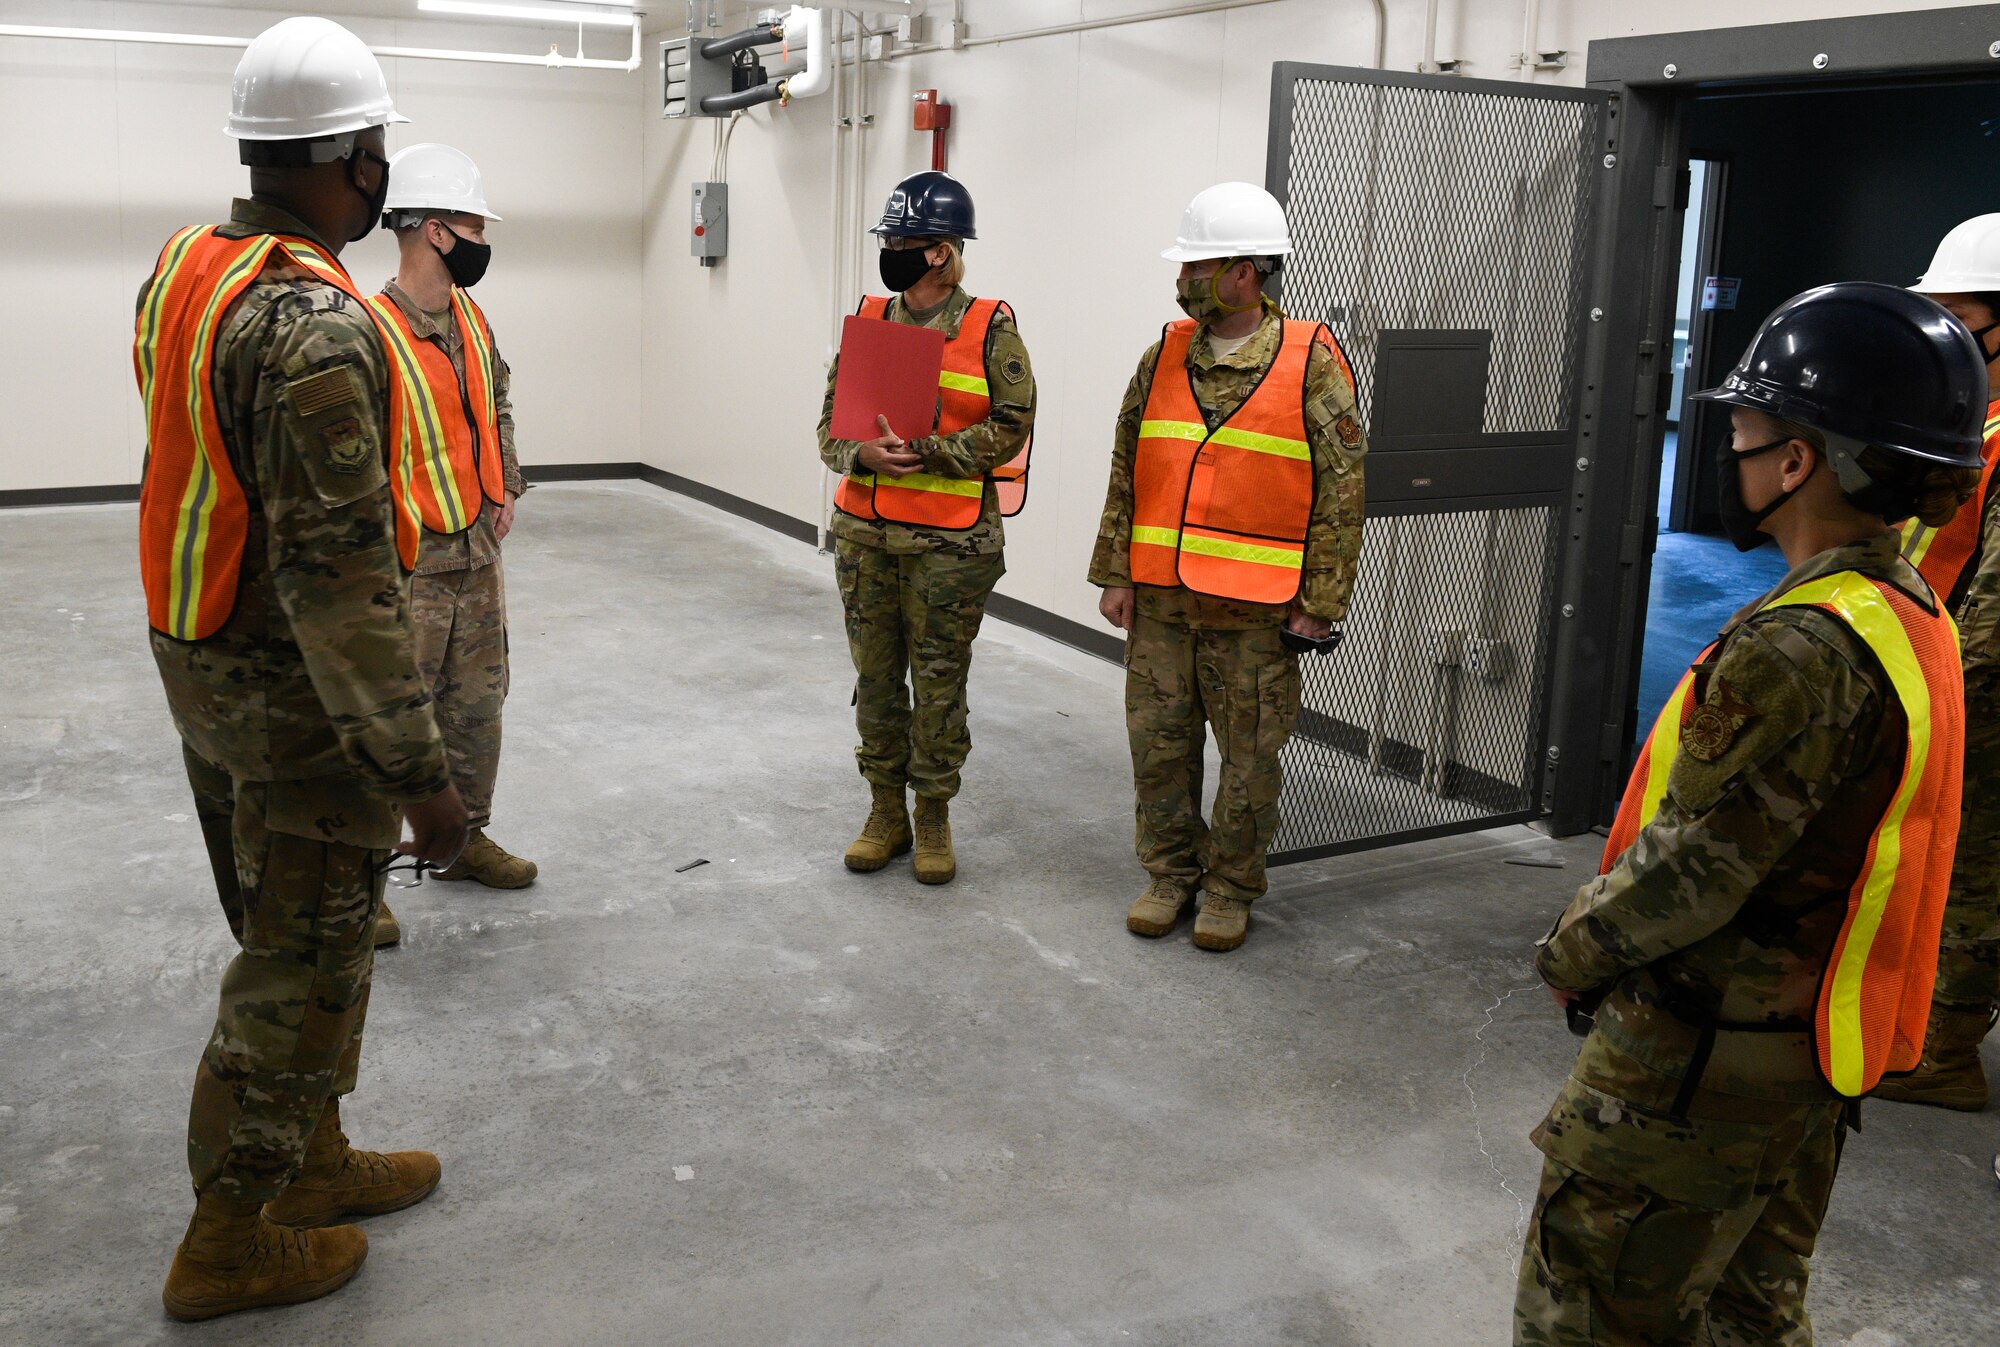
[819,174,1034,886]
[1874,277,2000,1111]
[1090,294,1365,952]
[1518,284,1987,1345]
[144,19,468,1320]
[377,261,535,914]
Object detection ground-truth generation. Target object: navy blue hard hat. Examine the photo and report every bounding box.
[1691,281,1988,468]
[870,171,976,241]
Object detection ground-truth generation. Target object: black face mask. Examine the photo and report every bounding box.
[1968,316,2000,363]
[878,244,936,294]
[348,149,392,242]
[435,226,492,289]
[1716,435,1810,551]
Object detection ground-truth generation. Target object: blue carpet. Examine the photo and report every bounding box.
[1635,530,1791,734]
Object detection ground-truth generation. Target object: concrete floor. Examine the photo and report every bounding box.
[2,481,1994,1345]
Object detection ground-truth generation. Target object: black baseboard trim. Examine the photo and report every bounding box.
[524,460,817,546]
[0,483,142,508]
[634,465,818,546]
[986,592,1123,663]
[522,462,646,483]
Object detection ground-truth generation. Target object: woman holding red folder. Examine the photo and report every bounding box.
[816,171,1036,887]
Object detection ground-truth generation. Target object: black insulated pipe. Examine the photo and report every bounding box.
[699,23,783,60]
[701,81,787,114]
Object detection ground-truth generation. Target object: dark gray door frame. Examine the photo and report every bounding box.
[1548,4,2000,834]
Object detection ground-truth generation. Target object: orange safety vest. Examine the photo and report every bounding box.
[833,294,1031,530]
[1899,398,2000,611]
[367,288,507,536]
[1128,319,1339,605]
[1603,571,1966,1097]
[135,226,419,642]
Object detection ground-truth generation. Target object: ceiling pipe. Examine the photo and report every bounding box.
[0,15,645,71]
[955,0,1285,49]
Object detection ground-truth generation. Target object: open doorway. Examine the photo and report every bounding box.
[1629,76,2000,748]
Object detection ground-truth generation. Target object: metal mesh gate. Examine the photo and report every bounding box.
[1266,65,1605,863]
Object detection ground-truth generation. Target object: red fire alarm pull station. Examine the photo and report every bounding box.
[913,89,952,171]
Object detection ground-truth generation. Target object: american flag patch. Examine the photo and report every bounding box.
[288,366,361,418]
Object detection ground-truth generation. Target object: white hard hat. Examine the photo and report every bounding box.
[384,144,502,221]
[1912,214,2000,294]
[1162,181,1293,262]
[227,16,407,143]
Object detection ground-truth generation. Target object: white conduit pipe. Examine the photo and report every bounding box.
[0,16,645,70]
[1519,0,1541,80]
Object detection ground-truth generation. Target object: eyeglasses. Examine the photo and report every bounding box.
[375,856,434,889]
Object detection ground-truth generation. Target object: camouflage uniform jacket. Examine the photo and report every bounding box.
[378,279,526,577]
[1955,465,1999,719]
[1088,302,1367,628]
[1539,533,1923,1112]
[817,286,1036,558]
[141,199,449,812]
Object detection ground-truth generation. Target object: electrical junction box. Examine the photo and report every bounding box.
[692,181,728,265]
[661,35,732,118]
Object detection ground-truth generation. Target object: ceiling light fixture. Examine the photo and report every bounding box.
[417,0,638,28]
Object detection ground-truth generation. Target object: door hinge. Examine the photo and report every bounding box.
[1653,165,1677,208]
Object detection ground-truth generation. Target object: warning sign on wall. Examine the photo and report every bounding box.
[1701,276,1741,311]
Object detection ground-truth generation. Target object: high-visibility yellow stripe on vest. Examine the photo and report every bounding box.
[1601,571,1965,1096]
[1129,318,1333,605]
[833,293,1032,529]
[1899,401,2000,610]
[366,288,506,537]
[135,226,418,641]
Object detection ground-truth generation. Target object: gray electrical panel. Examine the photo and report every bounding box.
[691,181,728,265]
[661,36,732,118]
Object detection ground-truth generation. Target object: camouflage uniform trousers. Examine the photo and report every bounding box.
[1934,705,2000,1011]
[411,559,508,829]
[834,537,1003,801]
[1125,613,1301,904]
[181,745,388,1202]
[1514,1079,1849,1347]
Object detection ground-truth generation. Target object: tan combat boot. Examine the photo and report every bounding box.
[434,828,538,888]
[912,796,956,885]
[373,899,402,949]
[1872,1002,1994,1111]
[262,1098,442,1230]
[1192,894,1251,952]
[1126,877,1193,937]
[162,1190,368,1321]
[843,785,911,872]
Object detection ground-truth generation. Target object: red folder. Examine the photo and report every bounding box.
[831,314,946,443]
